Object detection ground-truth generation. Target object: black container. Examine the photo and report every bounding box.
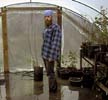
[82,67,94,88]
[70,70,83,77]
[87,44,101,59]
[82,73,94,88]
[83,67,94,75]
[34,66,43,81]
[58,67,70,79]
[96,52,108,66]
[100,44,108,52]
[69,77,82,87]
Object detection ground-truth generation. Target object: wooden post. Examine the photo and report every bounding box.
[0,12,2,16]
[57,7,62,30]
[80,48,82,71]
[1,7,9,73]
[4,74,11,100]
[57,7,62,68]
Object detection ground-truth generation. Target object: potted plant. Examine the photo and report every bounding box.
[58,51,81,79]
[66,51,83,86]
[57,53,72,79]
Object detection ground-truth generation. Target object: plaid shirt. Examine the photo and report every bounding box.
[42,23,61,60]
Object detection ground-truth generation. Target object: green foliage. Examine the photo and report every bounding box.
[93,7,108,44]
[61,51,77,67]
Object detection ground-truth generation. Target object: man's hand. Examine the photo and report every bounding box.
[48,58,53,62]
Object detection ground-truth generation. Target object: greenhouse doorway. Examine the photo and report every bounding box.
[1,3,62,73]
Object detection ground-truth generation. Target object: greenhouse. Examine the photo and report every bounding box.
[0,0,108,100]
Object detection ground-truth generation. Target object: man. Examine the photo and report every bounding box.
[42,10,62,92]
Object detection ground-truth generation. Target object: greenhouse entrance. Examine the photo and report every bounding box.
[1,4,62,73]
[0,1,108,100]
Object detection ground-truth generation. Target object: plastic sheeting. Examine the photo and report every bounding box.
[0,1,108,71]
[2,3,83,71]
[6,6,57,71]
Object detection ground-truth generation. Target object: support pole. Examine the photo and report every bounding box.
[1,7,9,73]
[57,7,62,68]
[57,7,62,30]
[80,48,82,71]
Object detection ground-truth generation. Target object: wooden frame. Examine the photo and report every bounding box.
[7,7,57,11]
[0,12,2,16]
[1,6,62,72]
[2,7,9,73]
[57,6,62,67]
[57,6,62,29]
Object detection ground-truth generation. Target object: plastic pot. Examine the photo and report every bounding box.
[34,66,43,81]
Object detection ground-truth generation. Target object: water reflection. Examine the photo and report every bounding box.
[5,74,11,100]
[49,81,61,100]
[0,73,11,100]
[34,81,43,95]
[61,86,79,100]
[0,73,99,100]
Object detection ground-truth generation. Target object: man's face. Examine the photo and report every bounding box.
[44,16,52,27]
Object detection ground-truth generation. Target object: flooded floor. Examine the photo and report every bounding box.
[0,72,102,100]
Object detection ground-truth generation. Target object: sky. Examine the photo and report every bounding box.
[0,0,108,21]
[0,0,107,8]
[0,0,108,9]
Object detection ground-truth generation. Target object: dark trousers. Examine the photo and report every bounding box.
[43,58,55,77]
[43,58,58,92]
